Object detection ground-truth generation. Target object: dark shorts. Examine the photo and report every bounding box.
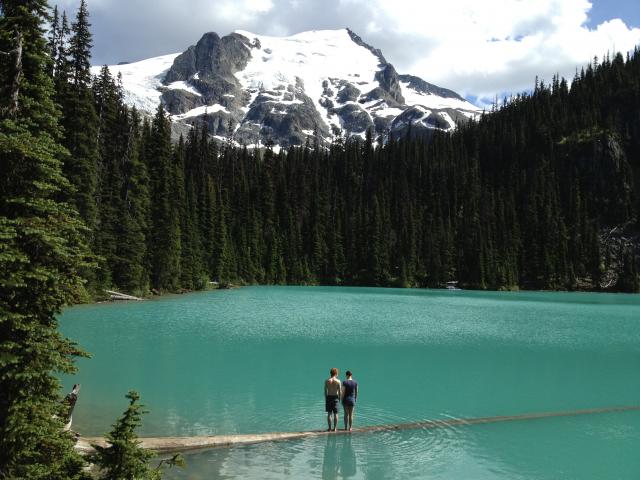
[342,397,356,407]
[325,395,339,414]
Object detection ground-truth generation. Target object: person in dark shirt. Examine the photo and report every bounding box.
[341,370,358,431]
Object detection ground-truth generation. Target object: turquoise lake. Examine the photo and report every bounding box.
[59,286,640,479]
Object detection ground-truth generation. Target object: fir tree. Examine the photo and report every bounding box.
[90,391,174,480]
[147,105,181,291]
[58,0,100,292]
[52,10,70,96]
[0,1,91,477]
[67,0,91,88]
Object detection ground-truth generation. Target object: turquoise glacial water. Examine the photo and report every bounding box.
[59,286,640,479]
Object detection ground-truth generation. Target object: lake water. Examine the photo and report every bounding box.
[59,286,640,479]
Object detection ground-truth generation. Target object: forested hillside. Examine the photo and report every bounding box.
[46,3,640,295]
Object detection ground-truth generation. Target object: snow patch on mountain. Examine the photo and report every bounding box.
[235,29,381,130]
[92,53,180,112]
[173,104,229,120]
[166,81,202,97]
[93,29,482,146]
[400,82,478,116]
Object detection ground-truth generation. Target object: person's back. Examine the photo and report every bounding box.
[324,368,342,431]
[325,377,342,397]
[341,371,358,431]
[342,378,357,403]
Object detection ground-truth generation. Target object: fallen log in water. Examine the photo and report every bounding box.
[76,404,640,455]
[105,290,144,301]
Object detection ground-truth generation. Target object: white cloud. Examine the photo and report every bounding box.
[219,0,274,21]
[56,0,640,105]
[352,0,640,103]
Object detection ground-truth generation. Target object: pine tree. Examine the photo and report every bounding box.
[59,0,98,228]
[46,4,58,76]
[92,65,120,289]
[112,107,150,294]
[58,0,100,291]
[147,105,181,291]
[90,391,158,480]
[0,1,91,477]
[52,10,70,97]
[68,0,91,88]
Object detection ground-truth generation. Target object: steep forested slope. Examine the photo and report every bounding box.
[46,2,640,293]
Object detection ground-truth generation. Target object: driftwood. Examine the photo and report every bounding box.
[105,290,144,301]
[76,404,640,455]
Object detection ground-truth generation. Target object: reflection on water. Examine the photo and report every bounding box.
[322,434,357,480]
[340,435,357,478]
[322,435,339,480]
[164,412,640,479]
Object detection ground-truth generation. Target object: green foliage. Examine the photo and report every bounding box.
[51,0,100,293]
[0,1,91,477]
[90,391,156,480]
[68,0,92,88]
[147,105,182,291]
[41,5,640,296]
[55,4,637,296]
[153,454,186,479]
[92,68,150,294]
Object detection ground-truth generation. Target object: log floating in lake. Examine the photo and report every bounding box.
[75,404,640,455]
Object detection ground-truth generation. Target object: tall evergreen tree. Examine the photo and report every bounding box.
[58,0,99,291]
[147,105,181,291]
[112,107,150,294]
[0,1,91,477]
[52,10,70,96]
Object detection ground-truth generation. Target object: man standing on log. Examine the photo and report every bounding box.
[324,368,341,431]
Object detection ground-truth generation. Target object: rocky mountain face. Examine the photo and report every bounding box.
[99,29,481,147]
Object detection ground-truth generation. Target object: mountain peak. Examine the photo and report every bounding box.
[93,29,481,147]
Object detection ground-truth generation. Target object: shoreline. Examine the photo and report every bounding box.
[79,282,638,308]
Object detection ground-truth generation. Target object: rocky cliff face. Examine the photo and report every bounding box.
[97,29,481,147]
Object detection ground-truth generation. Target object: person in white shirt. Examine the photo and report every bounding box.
[324,367,342,431]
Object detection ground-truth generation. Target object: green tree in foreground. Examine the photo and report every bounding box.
[91,391,184,480]
[0,0,91,478]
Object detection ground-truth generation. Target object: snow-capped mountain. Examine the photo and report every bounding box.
[94,29,481,147]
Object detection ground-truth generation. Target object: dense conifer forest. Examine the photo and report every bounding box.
[0,0,639,476]
[41,2,640,295]
[12,2,640,300]
[1,1,92,477]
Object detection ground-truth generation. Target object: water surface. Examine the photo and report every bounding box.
[59,287,640,479]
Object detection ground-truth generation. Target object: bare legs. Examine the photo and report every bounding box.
[327,412,339,431]
[343,405,354,431]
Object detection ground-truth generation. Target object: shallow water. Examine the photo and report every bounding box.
[59,286,640,479]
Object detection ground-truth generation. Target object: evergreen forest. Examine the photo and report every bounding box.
[1,0,639,477]
[48,21,640,294]
[9,2,640,299]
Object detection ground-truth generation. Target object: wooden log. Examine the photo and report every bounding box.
[76,404,640,455]
[105,290,143,301]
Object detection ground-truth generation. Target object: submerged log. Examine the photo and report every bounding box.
[76,404,640,455]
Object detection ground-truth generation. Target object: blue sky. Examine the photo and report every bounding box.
[469,0,640,108]
[588,0,640,28]
[52,0,640,107]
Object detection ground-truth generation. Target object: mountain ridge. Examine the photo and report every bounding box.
[94,28,481,147]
